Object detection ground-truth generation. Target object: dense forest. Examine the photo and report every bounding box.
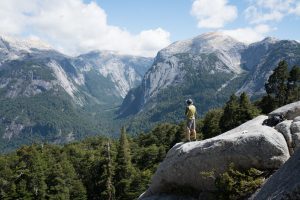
[0,60,299,199]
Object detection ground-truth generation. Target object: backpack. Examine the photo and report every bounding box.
[262,114,284,127]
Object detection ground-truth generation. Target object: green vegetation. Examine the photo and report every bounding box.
[215,163,264,200]
[258,61,300,113]
[0,119,267,200]
[1,60,299,199]
[0,86,269,200]
[0,123,183,200]
[220,93,260,133]
[201,108,223,139]
[0,59,124,152]
[0,91,102,152]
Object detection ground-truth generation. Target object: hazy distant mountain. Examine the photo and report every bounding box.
[74,50,152,98]
[0,36,152,151]
[118,32,300,130]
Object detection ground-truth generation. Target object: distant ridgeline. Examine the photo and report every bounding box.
[0,36,152,152]
[1,32,300,152]
[118,33,300,132]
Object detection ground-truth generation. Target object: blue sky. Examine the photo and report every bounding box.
[94,0,300,41]
[0,0,300,57]
[91,0,198,41]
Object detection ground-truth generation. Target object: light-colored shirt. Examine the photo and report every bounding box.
[185,105,196,119]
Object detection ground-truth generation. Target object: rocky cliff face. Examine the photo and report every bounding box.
[237,38,300,96]
[119,32,247,117]
[74,50,152,98]
[139,101,300,200]
[0,36,152,103]
[141,32,246,103]
[0,36,152,151]
[118,32,300,131]
[252,148,300,200]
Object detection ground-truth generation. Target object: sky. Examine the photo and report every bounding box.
[0,0,300,57]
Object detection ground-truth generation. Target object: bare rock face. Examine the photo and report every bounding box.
[269,101,300,120]
[253,148,300,200]
[275,121,293,154]
[264,101,300,154]
[139,115,289,199]
[291,120,300,151]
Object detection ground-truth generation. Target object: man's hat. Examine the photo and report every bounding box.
[186,99,193,105]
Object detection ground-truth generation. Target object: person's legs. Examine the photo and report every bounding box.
[186,127,191,142]
[185,119,192,142]
[191,119,197,141]
[191,129,197,141]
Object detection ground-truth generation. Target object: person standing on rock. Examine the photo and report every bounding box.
[185,99,197,142]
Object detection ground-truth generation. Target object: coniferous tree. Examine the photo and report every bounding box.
[202,108,223,139]
[15,179,33,200]
[115,127,134,200]
[220,94,240,132]
[100,141,116,200]
[59,154,87,200]
[46,163,70,199]
[0,156,17,199]
[287,65,300,102]
[238,92,260,123]
[265,60,289,106]
[28,146,47,200]
[220,93,259,133]
[13,146,47,199]
[257,94,277,114]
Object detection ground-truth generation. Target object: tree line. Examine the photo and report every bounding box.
[0,60,299,200]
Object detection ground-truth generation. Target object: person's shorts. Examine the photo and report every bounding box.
[187,118,196,130]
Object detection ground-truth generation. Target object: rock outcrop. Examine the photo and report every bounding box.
[269,101,300,154]
[269,101,300,120]
[275,120,293,154]
[139,115,290,199]
[252,148,300,200]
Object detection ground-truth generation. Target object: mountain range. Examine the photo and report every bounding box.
[0,36,152,151]
[1,32,300,151]
[118,32,300,131]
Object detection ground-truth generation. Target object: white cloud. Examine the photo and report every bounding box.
[191,0,237,28]
[289,2,300,15]
[245,0,299,24]
[222,24,273,44]
[0,0,171,57]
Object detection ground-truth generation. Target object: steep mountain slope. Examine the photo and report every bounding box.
[74,50,152,98]
[118,33,300,131]
[0,36,152,152]
[238,37,300,97]
[118,33,248,124]
[139,32,246,105]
